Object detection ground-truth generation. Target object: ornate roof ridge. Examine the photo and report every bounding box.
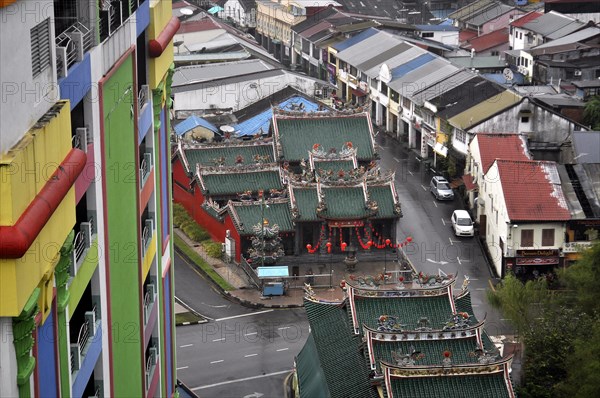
[273,110,371,119]
[197,163,280,175]
[347,272,456,292]
[303,284,345,305]
[229,197,290,207]
[181,138,273,150]
[363,318,485,335]
[381,354,513,374]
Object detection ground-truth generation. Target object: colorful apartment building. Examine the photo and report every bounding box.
[0,1,177,397]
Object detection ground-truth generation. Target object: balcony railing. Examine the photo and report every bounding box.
[70,304,99,373]
[138,85,149,112]
[145,345,158,390]
[72,127,92,152]
[143,282,156,325]
[130,0,140,13]
[56,22,93,78]
[70,217,95,279]
[142,219,154,254]
[139,152,153,190]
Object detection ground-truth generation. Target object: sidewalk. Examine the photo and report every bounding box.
[174,228,370,308]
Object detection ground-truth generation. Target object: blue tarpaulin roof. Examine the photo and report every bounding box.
[233,96,328,136]
[174,116,219,136]
[391,53,436,80]
[332,28,379,51]
[208,6,223,14]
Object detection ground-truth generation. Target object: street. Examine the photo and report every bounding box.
[175,252,310,397]
[375,133,511,336]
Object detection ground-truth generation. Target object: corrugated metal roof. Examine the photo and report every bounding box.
[412,70,476,106]
[389,53,436,80]
[363,47,424,79]
[430,77,506,119]
[355,42,411,73]
[532,27,600,51]
[448,90,521,129]
[522,11,583,37]
[331,27,379,51]
[448,0,493,20]
[414,24,459,32]
[389,59,459,98]
[465,4,515,27]
[174,116,219,136]
[573,131,600,164]
[548,19,587,40]
[336,32,403,66]
[172,59,275,87]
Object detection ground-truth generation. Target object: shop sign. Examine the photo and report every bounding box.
[516,257,560,266]
[329,220,364,227]
[516,249,559,257]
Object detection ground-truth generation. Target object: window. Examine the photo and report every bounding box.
[422,32,434,38]
[402,96,411,110]
[491,51,499,56]
[521,229,534,247]
[456,129,466,143]
[31,18,51,78]
[381,82,388,96]
[521,116,529,123]
[542,229,555,246]
[390,90,399,102]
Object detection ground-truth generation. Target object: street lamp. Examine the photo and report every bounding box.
[326,241,332,288]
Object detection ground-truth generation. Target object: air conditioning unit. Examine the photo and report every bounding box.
[314,89,323,96]
[574,70,582,76]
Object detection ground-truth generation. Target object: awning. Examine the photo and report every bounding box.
[351,88,367,97]
[257,266,289,278]
[207,6,223,14]
[434,142,448,157]
[463,174,478,191]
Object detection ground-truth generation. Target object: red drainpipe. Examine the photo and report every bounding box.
[0,148,87,259]
[148,17,181,58]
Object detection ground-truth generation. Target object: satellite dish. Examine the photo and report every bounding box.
[503,68,514,82]
[220,125,235,133]
[180,8,193,16]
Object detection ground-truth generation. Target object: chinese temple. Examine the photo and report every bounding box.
[295,271,516,397]
[172,104,403,262]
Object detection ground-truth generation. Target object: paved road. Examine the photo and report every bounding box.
[375,134,512,336]
[175,252,310,397]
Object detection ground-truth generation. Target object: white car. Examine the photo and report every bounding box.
[451,210,474,237]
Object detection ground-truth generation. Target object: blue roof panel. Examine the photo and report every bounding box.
[174,116,219,136]
[234,96,328,136]
[332,28,379,51]
[390,53,436,80]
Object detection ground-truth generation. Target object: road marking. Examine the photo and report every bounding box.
[244,354,258,358]
[432,201,438,208]
[210,360,224,364]
[426,258,449,265]
[276,348,289,352]
[393,157,400,162]
[191,370,293,391]
[180,344,193,348]
[449,237,454,246]
[441,218,446,226]
[407,170,414,176]
[245,332,258,336]
[421,185,428,191]
[277,326,291,330]
[468,278,479,281]
[475,288,486,291]
[201,302,228,308]
[177,366,189,370]
[457,256,462,265]
[215,309,274,322]
[212,338,225,342]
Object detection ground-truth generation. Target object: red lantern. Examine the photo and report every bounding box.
[341,242,347,251]
[399,276,405,282]
[367,240,372,247]
[326,241,332,253]
[306,244,312,250]
[406,236,413,243]
[385,238,391,246]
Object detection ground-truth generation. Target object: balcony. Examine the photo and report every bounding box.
[143,281,156,326]
[56,22,93,78]
[138,85,153,143]
[139,152,154,190]
[70,217,96,281]
[142,219,155,255]
[145,344,159,393]
[70,303,101,374]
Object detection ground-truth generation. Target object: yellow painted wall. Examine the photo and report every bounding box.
[142,233,157,281]
[0,101,76,316]
[149,0,173,89]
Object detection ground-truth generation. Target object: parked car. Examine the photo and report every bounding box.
[451,210,474,237]
[430,176,454,200]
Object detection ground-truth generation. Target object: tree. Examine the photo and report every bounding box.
[558,242,600,314]
[583,96,600,130]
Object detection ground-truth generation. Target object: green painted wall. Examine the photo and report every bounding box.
[102,54,143,397]
[67,239,99,317]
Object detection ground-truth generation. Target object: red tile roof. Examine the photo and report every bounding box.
[476,133,530,174]
[178,19,221,34]
[173,0,194,9]
[464,28,508,52]
[459,30,478,43]
[495,160,571,222]
[511,11,543,28]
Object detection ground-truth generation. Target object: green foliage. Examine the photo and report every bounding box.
[173,234,234,291]
[583,96,600,130]
[202,241,223,259]
[173,203,211,242]
[558,242,600,314]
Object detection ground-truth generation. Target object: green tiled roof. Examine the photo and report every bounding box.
[201,170,283,196]
[354,295,454,332]
[455,292,475,319]
[296,334,331,398]
[184,144,274,167]
[389,373,510,398]
[315,160,355,173]
[303,299,376,398]
[293,187,319,221]
[233,202,294,234]
[323,187,369,219]
[368,186,397,219]
[276,116,375,161]
[373,337,484,368]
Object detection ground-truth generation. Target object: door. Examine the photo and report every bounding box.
[479,215,487,236]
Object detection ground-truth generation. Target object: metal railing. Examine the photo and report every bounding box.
[55,22,93,78]
[130,0,140,13]
[140,152,153,189]
[71,127,91,151]
[138,85,149,112]
[143,283,156,325]
[142,219,154,253]
[239,257,261,288]
[145,345,158,389]
[70,218,94,279]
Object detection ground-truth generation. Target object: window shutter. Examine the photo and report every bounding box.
[31,18,51,78]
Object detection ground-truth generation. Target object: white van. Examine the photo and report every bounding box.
[451,210,474,237]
